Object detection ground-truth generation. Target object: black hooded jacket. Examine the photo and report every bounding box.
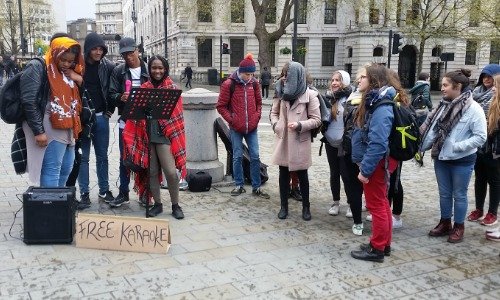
[83,32,116,116]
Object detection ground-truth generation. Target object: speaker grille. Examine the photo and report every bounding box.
[23,187,76,244]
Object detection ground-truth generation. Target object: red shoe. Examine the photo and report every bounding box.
[467,209,484,222]
[481,213,498,226]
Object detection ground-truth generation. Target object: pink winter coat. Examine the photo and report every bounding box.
[270,88,321,171]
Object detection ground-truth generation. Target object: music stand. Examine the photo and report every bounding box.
[122,87,182,218]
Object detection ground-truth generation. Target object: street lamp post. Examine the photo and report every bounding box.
[6,0,15,54]
[131,0,137,42]
[18,0,26,56]
[163,0,168,60]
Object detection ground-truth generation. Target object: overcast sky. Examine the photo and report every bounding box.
[65,0,96,21]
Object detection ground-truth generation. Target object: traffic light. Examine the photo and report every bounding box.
[138,42,144,53]
[21,38,28,54]
[392,33,403,54]
[222,43,230,54]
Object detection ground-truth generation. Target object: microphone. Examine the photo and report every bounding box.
[125,80,132,93]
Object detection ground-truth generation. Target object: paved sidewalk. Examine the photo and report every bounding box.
[0,103,499,299]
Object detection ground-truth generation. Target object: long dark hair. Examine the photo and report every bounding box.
[355,64,389,127]
[147,55,170,78]
[387,69,409,106]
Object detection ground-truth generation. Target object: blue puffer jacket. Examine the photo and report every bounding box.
[351,86,396,178]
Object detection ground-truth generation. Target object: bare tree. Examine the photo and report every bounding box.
[251,0,294,70]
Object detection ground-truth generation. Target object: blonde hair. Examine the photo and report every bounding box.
[488,74,500,136]
[329,71,346,121]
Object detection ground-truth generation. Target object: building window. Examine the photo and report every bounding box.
[197,0,212,22]
[431,46,442,57]
[345,63,352,76]
[296,39,306,66]
[373,46,383,57]
[469,0,480,27]
[490,40,500,64]
[465,40,477,65]
[369,1,379,25]
[297,0,307,24]
[347,47,353,58]
[406,0,419,24]
[265,0,277,24]
[230,39,244,67]
[322,39,335,66]
[198,38,212,67]
[324,0,337,24]
[269,41,276,67]
[231,0,244,23]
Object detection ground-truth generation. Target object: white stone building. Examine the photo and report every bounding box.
[95,0,124,62]
[118,0,499,88]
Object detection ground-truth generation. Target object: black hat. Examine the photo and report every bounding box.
[119,37,137,54]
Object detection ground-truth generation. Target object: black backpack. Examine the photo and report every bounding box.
[371,99,420,161]
[0,58,46,124]
[411,92,426,109]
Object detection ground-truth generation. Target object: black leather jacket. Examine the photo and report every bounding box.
[20,59,49,136]
[91,57,116,116]
[108,61,149,117]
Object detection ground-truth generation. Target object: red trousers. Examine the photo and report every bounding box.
[363,157,398,251]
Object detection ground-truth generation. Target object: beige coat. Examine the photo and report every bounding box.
[270,88,321,171]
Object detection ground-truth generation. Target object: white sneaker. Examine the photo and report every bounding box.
[345,207,353,218]
[392,215,403,229]
[362,206,367,212]
[328,201,340,215]
[179,178,188,191]
[352,223,363,236]
[366,214,372,222]
[486,226,500,234]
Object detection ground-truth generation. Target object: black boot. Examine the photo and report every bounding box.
[77,193,91,210]
[302,206,311,221]
[172,204,184,219]
[351,245,385,262]
[360,243,391,256]
[148,203,163,217]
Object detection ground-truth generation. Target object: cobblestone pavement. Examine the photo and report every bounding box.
[0,97,499,299]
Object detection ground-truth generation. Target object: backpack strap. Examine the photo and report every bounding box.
[229,79,258,101]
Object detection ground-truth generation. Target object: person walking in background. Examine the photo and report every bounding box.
[216,53,270,199]
[123,55,186,219]
[420,69,487,243]
[20,37,84,187]
[270,61,321,221]
[349,64,398,262]
[108,37,149,208]
[260,66,272,99]
[0,56,5,87]
[468,66,500,226]
[75,32,117,210]
[409,72,432,126]
[184,63,193,89]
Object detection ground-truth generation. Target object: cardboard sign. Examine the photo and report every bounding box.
[75,213,170,254]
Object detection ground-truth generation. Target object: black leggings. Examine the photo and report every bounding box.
[388,162,404,215]
[279,167,309,207]
[339,155,363,224]
[325,143,341,201]
[474,153,500,215]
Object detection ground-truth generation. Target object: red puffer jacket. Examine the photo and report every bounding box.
[216,72,262,134]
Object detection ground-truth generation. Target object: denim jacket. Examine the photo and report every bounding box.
[421,100,487,160]
[351,87,395,178]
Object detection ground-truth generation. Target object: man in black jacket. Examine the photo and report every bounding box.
[76,32,117,210]
[107,37,149,207]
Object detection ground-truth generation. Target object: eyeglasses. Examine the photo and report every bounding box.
[359,75,367,80]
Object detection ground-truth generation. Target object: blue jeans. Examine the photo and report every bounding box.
[434,159,474,223]
[230,128,261,189]
[40,140,75,187]
[78,115,110,194]
[118,127,130,193]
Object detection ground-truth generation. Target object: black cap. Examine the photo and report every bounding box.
[119,37,137,54]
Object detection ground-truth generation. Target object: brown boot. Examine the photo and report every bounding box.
[447,223,464,243]
[429,218,452,236]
